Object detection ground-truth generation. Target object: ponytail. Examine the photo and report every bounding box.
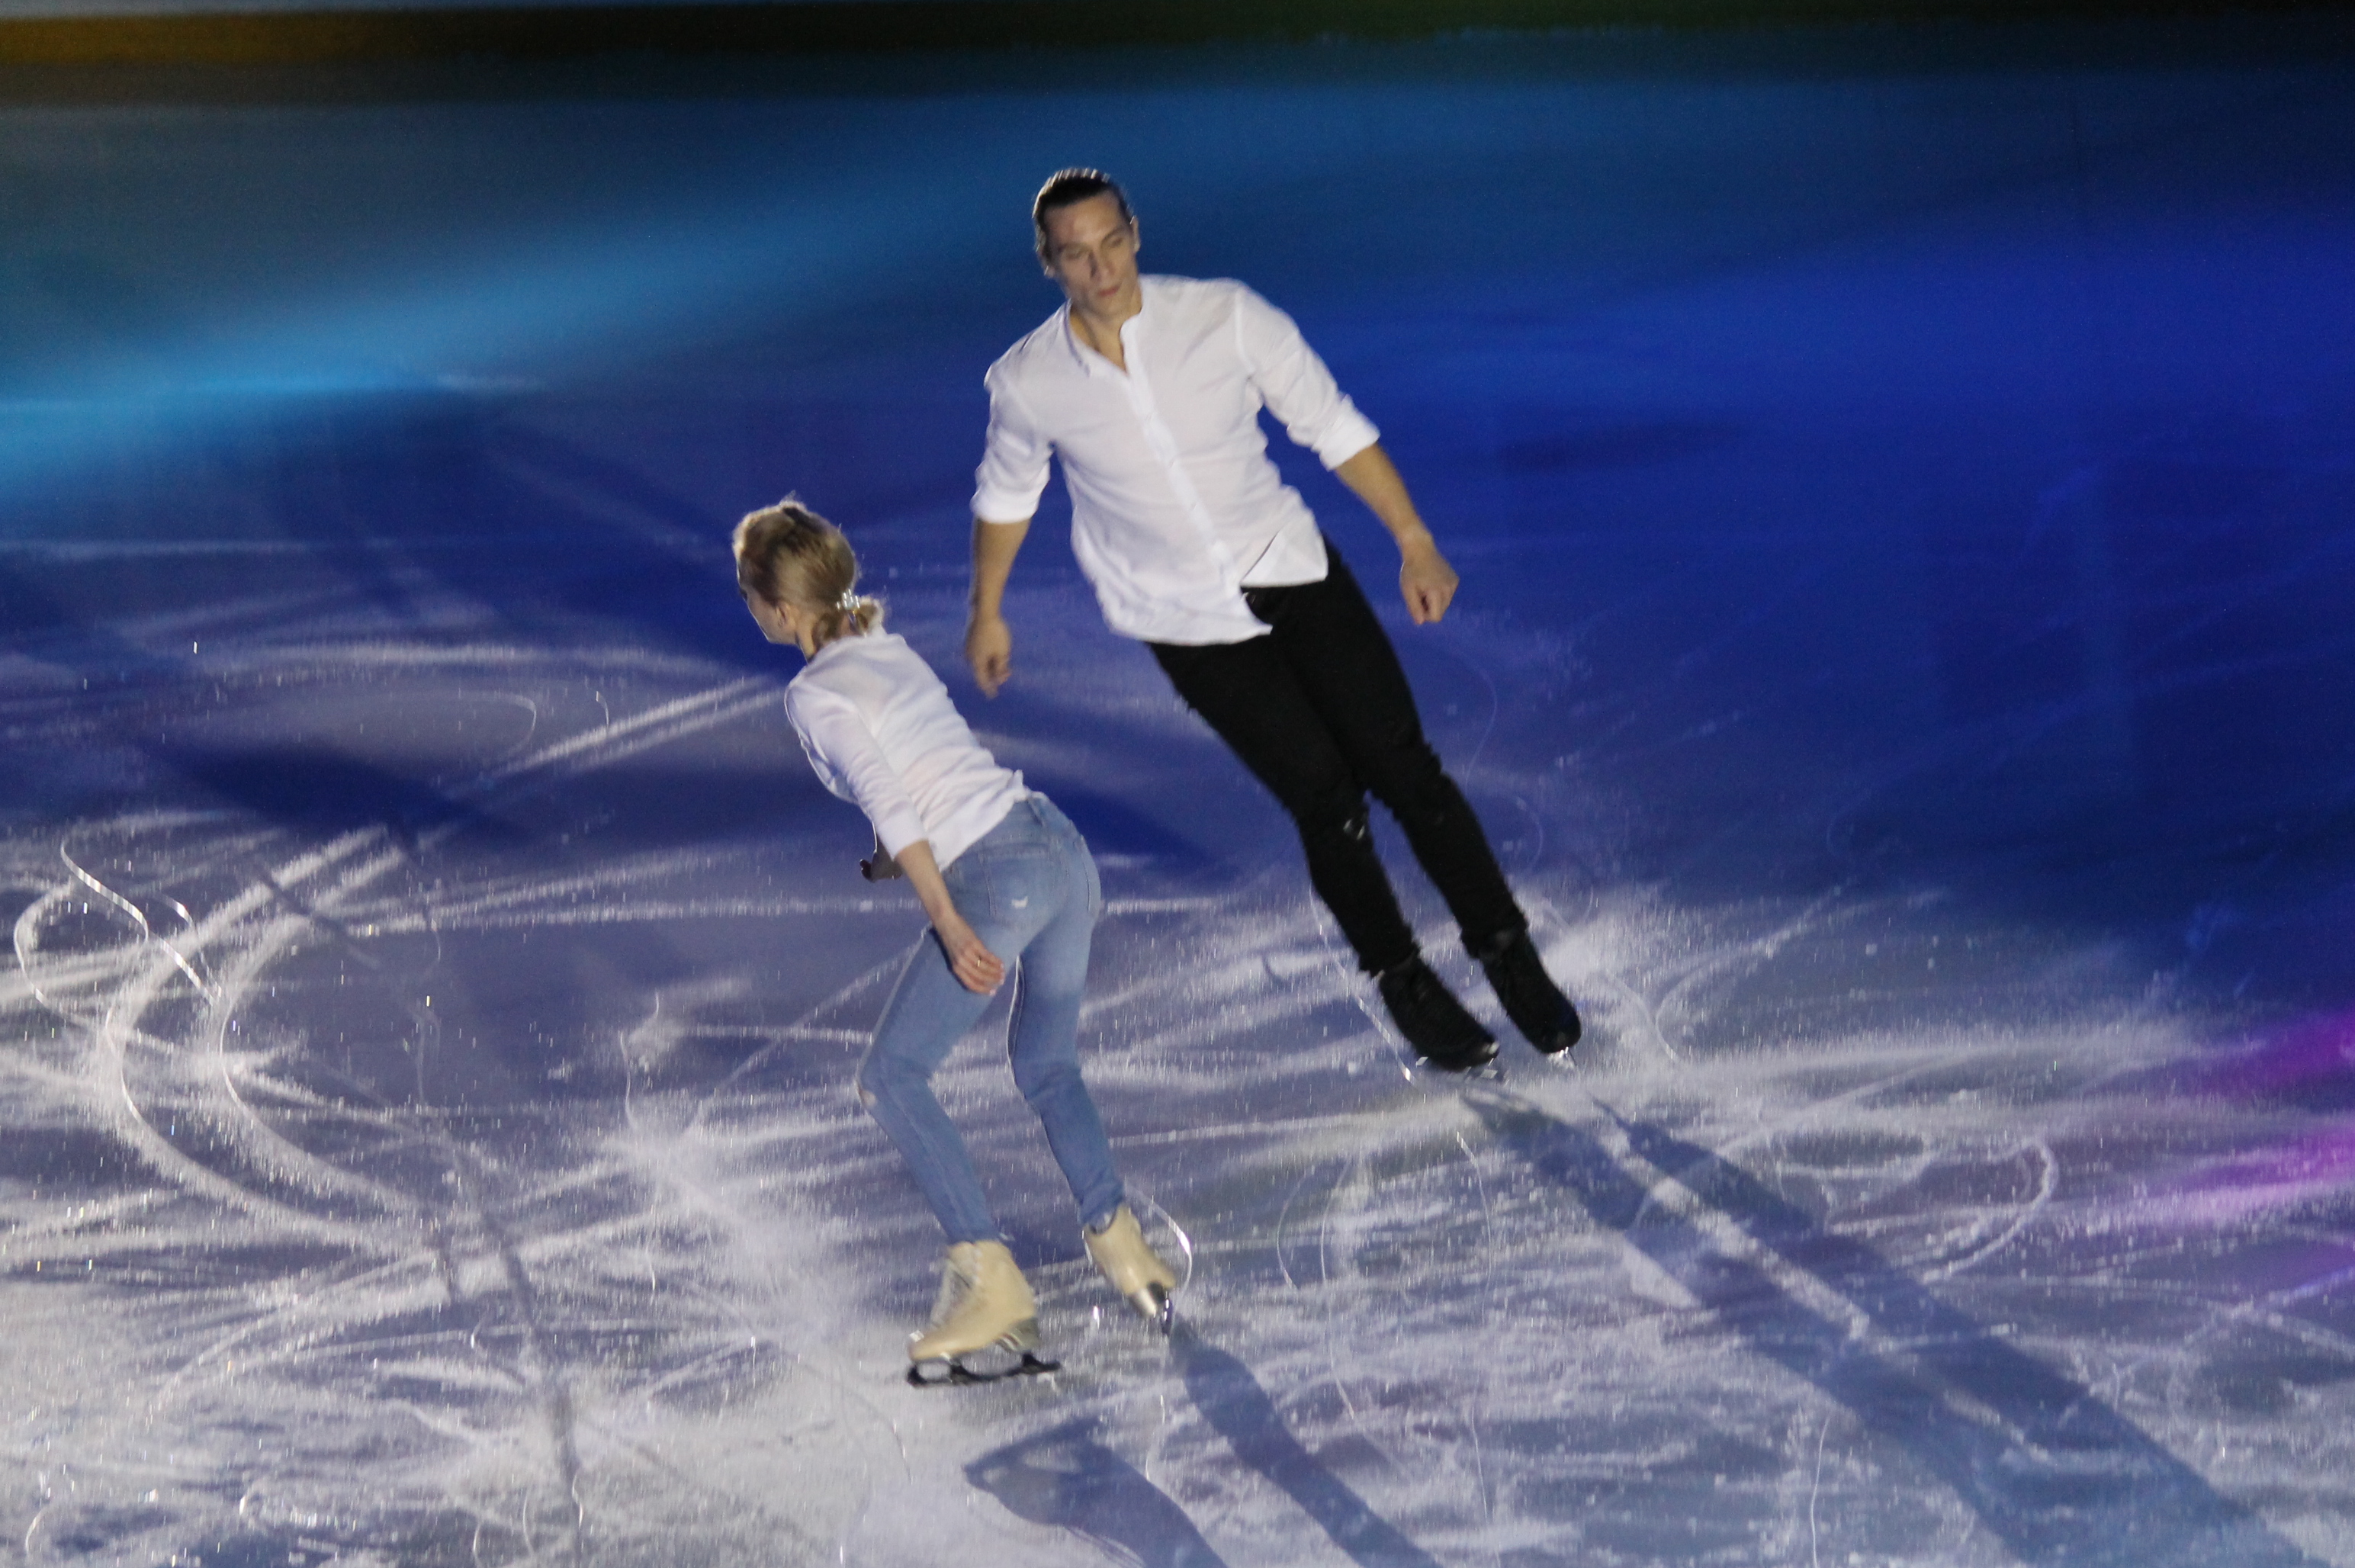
[732,497,886,650]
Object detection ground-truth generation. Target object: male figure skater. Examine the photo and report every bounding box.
[964,168,1579,1072]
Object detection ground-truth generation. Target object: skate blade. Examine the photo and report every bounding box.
[906,1348,1061,1387]
[1416,1054,1505,1083]
[1125,1283,1174,1334]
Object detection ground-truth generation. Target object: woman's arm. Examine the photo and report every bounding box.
[861,831,904,881]
[786,668,1002,992]
[892,838,1005,994]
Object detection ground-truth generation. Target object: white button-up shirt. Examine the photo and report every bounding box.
[972,275,1381,646]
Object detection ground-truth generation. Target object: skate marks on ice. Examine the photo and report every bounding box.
[955,1313,1443,1568]
[6,580,2347,1568]
[8,678,2352,1565]
[1083,874,2355,1565]
[948,593,2355,1568]
[0,654,908,1566]
[1459,1082,2324,1568]
[1172,1331,1442,1568]
[4,613,2350,1566]
[0,568,1421,1566]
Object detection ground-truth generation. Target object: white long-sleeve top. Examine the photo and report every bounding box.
[972,275,1382,646]
[783,631,1027,870]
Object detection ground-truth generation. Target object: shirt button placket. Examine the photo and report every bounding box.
[1126,342,1239,591]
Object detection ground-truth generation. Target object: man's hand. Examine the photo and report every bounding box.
[1332,444,1459,625]
[1398,534,1460,625]
[966,517,1030,696]
[965,612,1014,697]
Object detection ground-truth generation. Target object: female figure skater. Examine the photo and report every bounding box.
[733,497,1178,1383]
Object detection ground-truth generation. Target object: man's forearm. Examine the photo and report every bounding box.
[1333,444,1434,551]
[965,517,1031,694]
[1334,442,1460,625]
[968,517,1031,619]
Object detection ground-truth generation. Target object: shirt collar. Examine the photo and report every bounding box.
[1059,277,1155,376]
[805,628,875,668]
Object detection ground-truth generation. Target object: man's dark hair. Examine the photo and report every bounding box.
[1033,168,1134,259]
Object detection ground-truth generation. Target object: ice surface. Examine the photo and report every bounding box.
[3,20,2353,1566]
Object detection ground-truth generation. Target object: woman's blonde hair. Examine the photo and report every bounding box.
[732,496,884,649]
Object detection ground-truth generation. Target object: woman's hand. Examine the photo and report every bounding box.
[888,837,1005,994]
[934,912,1006,994]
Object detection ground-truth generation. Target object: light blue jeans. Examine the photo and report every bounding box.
[855,795,1126,1245]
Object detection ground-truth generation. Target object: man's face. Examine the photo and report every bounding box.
[1040,192,1142,320]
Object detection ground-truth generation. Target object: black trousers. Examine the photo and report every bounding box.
[1149,543,1525,975]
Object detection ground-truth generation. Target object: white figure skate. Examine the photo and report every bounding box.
[906,1240,1059,1386]
[1085,1204,1179,1333]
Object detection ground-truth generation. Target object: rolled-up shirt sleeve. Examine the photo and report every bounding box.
[784,686,929,859]
[972,371,1055,524]
[1234,285,1380,471]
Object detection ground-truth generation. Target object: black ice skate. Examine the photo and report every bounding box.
[1377,956,1498,1072]
[1476,928,1582,1056]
